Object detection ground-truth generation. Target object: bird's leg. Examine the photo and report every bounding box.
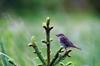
[65,47,68,51]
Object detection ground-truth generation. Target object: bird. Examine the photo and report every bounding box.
[56,33,81,50]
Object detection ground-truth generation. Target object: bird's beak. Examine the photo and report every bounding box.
[56,34,58,36]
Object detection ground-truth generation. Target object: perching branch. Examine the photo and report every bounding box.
[54,50,72,65]
[42,17,53,65]
[49,47,63,66]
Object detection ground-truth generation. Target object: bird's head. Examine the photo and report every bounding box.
[56,33,65,37]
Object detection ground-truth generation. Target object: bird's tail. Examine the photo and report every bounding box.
[72,45,81,50]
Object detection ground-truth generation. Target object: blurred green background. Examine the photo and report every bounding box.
[0,0,100,66]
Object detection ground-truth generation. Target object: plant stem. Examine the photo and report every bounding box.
[54,50,72,65]
[0,52,18,66]
[29,43,46,66]
[49,47,63,66]
[43,17,53,65]
[46,24,50,65]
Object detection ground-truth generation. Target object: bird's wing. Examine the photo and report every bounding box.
[60,37,68,44]
[60,36,73,46]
